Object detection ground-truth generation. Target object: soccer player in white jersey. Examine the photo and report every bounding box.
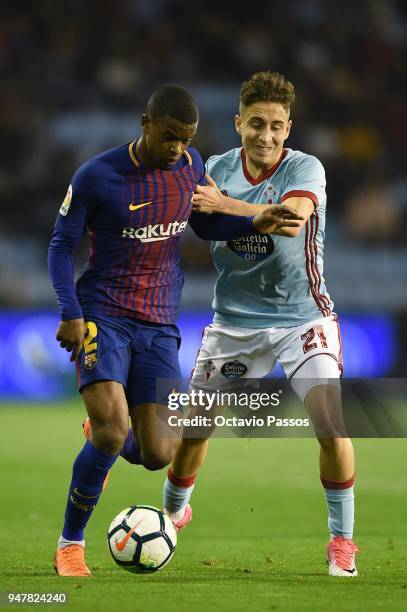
[163,72,358,577]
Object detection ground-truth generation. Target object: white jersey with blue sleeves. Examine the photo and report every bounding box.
[206,147,334,328]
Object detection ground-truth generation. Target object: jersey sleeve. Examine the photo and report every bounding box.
[192,147,207,186]
[53,162,97,238]
[188,212,258,240]
[281,155,326,208]
[48,162,97,320]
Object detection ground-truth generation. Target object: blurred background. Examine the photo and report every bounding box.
[0,0,406,400]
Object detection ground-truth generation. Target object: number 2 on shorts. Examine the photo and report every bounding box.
[84,321,98,354]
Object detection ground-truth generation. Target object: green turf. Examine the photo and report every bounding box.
[0,403,406,612]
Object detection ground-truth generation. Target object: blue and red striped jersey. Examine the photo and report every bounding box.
[51,142,205,324]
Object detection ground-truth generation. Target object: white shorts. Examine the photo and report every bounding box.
[190,315,343,402]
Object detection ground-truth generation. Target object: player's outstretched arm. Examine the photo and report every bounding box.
[189,205,303,241]
[192,177,313,237]
[190,175,304,241]
[193,173,314,237]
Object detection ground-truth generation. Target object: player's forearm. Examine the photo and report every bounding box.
[188,211,258,240]
[218,195,265,216]
[48,232,83,320]
[215,199,305,241]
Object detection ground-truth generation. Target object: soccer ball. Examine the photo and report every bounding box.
[107,505,177,573]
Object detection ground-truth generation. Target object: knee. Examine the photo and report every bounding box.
[91,421,128,455]
[141,446,173,471]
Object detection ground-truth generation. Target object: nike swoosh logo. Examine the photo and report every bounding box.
[129,201,152,211]
[115,518,145,551]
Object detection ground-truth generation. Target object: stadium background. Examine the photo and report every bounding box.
[1,0,406,400]
[1,2,407,610]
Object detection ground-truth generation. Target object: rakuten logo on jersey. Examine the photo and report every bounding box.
[122,221,187,243]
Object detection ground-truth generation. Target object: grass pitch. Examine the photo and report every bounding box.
[0,402,406,612]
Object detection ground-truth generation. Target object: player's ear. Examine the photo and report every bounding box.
[234,114,242,135]
[285,119,292,140]
[141,113,151,133]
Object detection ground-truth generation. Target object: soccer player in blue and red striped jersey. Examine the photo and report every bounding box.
[48,84,302,576]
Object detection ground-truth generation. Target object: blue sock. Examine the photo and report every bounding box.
[120,429,142,465]
[62,441,118,541]
[321,475,355,539]
[163,469,196,514]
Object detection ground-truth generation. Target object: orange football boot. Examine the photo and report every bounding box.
[54,545,91,577]
[82,417,110,492]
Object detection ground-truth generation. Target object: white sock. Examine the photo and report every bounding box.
[163,477,194,514]
[58,535,85,549]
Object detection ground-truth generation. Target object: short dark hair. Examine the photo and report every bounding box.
[147,85,199,124]
[240,71,295,112]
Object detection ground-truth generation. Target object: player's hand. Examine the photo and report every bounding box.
[252,204,304,234]
[56,318,86,362]
[191,174,226,214]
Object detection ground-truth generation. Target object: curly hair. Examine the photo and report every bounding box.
[240,71,295,112]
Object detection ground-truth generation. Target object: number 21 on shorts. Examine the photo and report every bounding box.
[301,324,328,354]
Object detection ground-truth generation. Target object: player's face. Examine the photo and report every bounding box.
[142,115,197,170]
[235,102,292,171]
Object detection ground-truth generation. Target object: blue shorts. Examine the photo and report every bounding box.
[75,315,181,406]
